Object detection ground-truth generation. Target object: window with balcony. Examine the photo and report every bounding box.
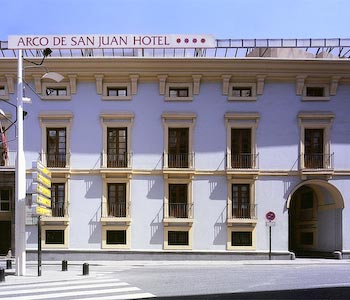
[107,183,127,217]
[231,128,253,169]
[100,112,134,169]
[39,112,72,170]
[162,113,196,170]
[298,112,334,172]
[107,128,129,168]
[232,184,251,219]
[169,184,189,218]
[47,128,67,168]
[51,183,65,217]
[168,128,190,168]
[225,112,259,172]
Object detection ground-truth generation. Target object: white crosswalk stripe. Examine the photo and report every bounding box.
[0,277,155,300]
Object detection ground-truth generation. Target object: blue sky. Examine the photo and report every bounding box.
[0,0,348,41]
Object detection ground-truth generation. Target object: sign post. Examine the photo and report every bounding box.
[265,211,276,260]
[31,161,52,276]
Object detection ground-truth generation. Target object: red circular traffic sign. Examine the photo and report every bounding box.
[266,211,276,221]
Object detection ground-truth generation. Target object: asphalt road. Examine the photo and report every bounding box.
[107,260,350,299]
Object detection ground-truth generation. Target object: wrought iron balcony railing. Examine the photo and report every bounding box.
[106,152,132,168]
[163,152,195,169]
[231,203,257,219]
[227,153,259,169]
[168,203,193,219]
[302,153,334,169]
[40,152,70,168]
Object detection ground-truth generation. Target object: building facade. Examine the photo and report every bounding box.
[1,37,350,260]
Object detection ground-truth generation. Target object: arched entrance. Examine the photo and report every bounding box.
[287,180,344,257]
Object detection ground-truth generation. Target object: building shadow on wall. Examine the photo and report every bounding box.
[214,205,227,245]
[88,206,101,244]
[150,206,163,245]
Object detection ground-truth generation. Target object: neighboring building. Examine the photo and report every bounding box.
[1,37,350,260]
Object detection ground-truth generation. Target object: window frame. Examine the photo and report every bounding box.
[162,113,196,169]
[225,112,259,171]
[227,226,256,250]
[298,112,334,171]
[228,83,257,101]
[102,83,132,101]
[41,82,71,100]
[0,188,11,212]
[165,83,193,101]
[302,84,330,101]
[41,225,69,249]
[39,112,73,169]
[164,226,192,250]
[102,225,130,249]
[100,112,134,169]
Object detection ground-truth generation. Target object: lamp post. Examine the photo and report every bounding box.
[15,49,26,276]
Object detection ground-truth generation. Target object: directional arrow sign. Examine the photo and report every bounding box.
[32,182,51,198]
[32,205,52,217]
[32,172,51,188]
[32,161,51,178]
[32,194,51,208]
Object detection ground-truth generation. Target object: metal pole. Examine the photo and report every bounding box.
[15,49,26,276]
[269,225,272,260]
[38,216,41,276]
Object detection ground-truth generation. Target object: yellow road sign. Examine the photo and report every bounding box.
[32,205,52,217]
[32,182,51,198]
[32,194,51,208]
[32,161,51,178]
[32,172,51,188]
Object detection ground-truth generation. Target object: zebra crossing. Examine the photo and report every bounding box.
[0,277,155,299]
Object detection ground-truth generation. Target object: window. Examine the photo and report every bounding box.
[51,183,65,217]
[107,87,127,97]
[107,128,128,168]
[39,112,73,169]
[169,184,188,218]
[162,113,196,169]
[168,231,189,246]
[228,83,257,101]
[106,230,126,245]
[0,189,10,211]
[107,183,126,217]
[47,128,67,168]
[304,129,324,169]
[42,82,71,100]
[103,83,131,100]
[42,224,70,248]
[46,87,67,96]
[232,184,251,219]
[231,231,252,247]
[102,225,130,249]
[302,84,330,101]
[168,128,189,168]
[164,226,192,249]
[165,83,193,101]
[231,129,252,168]
[45,230,64,244]
[100,113,134,169]
[225,112,259,171]
[169,88,189,98]
[298,112,334,171]
[227,226,256,250]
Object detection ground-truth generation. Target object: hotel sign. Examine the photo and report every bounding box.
[8,34,216,49]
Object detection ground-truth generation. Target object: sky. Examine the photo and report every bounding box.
[0,0,349,41]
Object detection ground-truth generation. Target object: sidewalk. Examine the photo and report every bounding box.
[1,258,350,285]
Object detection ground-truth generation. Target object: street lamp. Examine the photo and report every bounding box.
[13,49,63,276]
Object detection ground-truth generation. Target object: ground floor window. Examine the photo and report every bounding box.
[231,231,252,247]
[227,226,256,250]
[106,230,126,245]
[102,225,130,249]
[164,226,192,250]
[42,225,69,249]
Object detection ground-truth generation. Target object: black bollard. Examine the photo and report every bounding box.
[0,268,5,282]
[82,263,89,275]
[62,260,68,271]
[6,260,12,269]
